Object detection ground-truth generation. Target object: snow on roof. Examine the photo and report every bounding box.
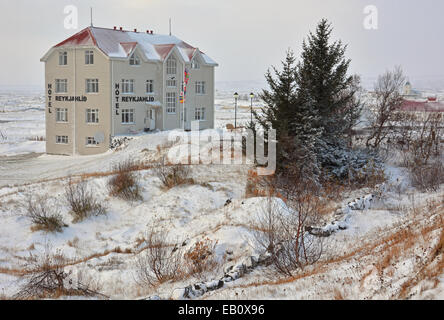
[44,26,218,66]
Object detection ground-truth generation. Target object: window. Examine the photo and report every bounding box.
[129,53,140,65]
[86,108,99,123]
[191,59,200,69]
[166,92,176,114]
[85,50,94,65]
[56,135,68,144]
[86,137,99,146]
[55,79,68,93]
[166,79,176,88]
[121,108,135,124]
[121,79,134,94]
[194,107,205,120]
[86,79,99,93]
[195,81,206,95]
[56,108,68,122]
[59,51,67,65]
[166,56,176,75]
[146,80,154,94]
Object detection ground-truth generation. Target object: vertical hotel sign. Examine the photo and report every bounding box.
[47,83,52,113]
[115,83,120,115]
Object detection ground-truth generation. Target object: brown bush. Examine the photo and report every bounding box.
[153,157,193,189]
[65,178,106,222]
[347,160,387,189]
[14,247,104,299]
[108,160,142,201]
[251,190,323,276]
[134,227,183,288]
[184,238,219,280]
[409,160,444,192]
[24,196,66,233]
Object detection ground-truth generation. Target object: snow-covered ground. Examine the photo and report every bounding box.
[0,89,45,157]
[0,85,443,300]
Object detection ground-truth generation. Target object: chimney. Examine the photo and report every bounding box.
[113,26,117,30]
[119,27,123,31]
[134,28,137,32]
[150,30,154,34]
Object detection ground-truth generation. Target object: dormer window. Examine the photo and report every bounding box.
[166,56,177,75]
[59,51,67,65]
[129,53,140,65]
[191,58,200,69]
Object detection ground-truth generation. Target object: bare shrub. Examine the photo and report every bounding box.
[252,189,323,276]
[153,157,193,189]
[108,160,142,201]
[410,161,444,192]
[134,227,183,288]
[366,66,405,149]
[347,159,387,189]
[14,247,104,299]
[65,178,106,222]
[184,238,219,280]
[24,196,66,233]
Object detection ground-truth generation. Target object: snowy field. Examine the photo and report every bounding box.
[0,84,443,300]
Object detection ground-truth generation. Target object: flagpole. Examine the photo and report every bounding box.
[182,63,185,130]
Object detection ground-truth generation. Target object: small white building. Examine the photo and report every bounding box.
[41,26,218,155]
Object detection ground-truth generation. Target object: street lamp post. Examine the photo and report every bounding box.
[234,92,239,129]
[250,92,254,127]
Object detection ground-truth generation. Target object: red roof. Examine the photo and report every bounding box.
[153,44,176,60]
[399,99,444,112]
[43,26,218,66]
[55,28,97,47]
[119,42,138,56]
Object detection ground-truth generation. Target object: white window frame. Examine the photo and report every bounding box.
[121,79,134,94]
[85,50,94,65]
[166,56,177,75]
[121,108,135,124]
[166,79,177,88]
[191,59,200,69]
[85,136,99,146]
[56,135,68,144]
[129,53,140,66]
[86,108,99,124]
[55,79,68,93]
[146,80,154,94]
[194,107,205,121]
[59,51,67,66]
[195,81,206,95]
[86,79,99,93]
[56,108,68,122]
[166,92,177,114]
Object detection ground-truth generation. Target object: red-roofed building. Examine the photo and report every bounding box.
[398,99,444,113]
[41,26,218,156]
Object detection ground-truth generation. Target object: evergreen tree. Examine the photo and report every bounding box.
[252,50,321,184]
[253,49,298,137]
[252,19,364,184]
[295,19,359,142]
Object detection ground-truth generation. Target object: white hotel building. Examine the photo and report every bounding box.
[40,26,218,155]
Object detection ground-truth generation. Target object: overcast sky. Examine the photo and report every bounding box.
[0,0,443,87]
